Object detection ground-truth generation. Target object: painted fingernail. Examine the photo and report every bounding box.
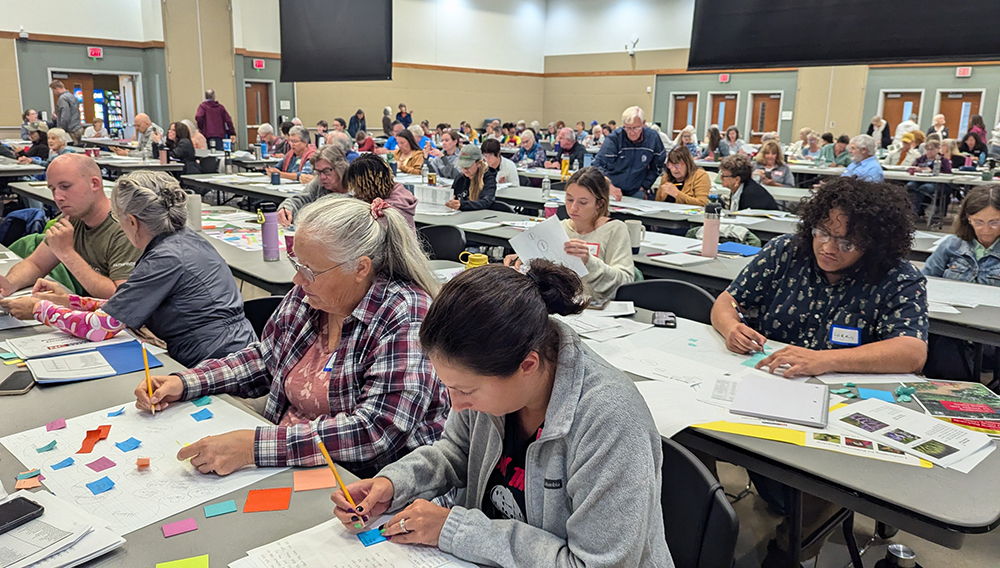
[351,515,359,522]
[379,523,386,531]
[379,527,387,535]
[356,505,364,513]
[362,515,369,523]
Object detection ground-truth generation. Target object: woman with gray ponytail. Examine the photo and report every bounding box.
[25,170,255,368]
[131,196,449,479]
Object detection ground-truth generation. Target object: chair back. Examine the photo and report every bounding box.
[243,296,284,340]
[417,225,467,262]
[661,438,739,568]
[489,200,515,213]
[614,280,716,324]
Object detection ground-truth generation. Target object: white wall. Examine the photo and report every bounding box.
[543,0,694,57]
[232,0,281,53]
[0,0,159,42]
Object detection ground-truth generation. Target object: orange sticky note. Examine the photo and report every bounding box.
[293,468,337,492]
[243,487,292,513]
[137,457,150,469]
[77,424,112,453]
[15,477,42,490]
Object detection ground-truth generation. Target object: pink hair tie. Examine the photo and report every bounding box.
[370,198,391,220]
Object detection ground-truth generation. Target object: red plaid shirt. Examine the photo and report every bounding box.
[174,277,450,477]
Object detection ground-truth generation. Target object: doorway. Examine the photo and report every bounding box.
[670,93,699,137]
[708,92,739,131]
[747,92,782,144]
[49,70,139,138]
[880,91,923,134]
[245,81,273,143]
[937,90,984,139]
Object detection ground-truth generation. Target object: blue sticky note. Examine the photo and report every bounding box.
[35,440,57,453]
[357,529,387,547]
[858,388,896,404]
[51,457,74,470]
[115,437,142,452]
[86,476,115,495]
[0,352,18,360]
[192,396,212,407]
[204,500,237,518]
[190,408,214,422]
[107,407,125,417]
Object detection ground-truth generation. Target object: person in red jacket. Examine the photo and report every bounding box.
[195,89,236,151]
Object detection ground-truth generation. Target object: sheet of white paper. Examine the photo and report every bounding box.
[456,221,502,231]
[578,319,653,342]
[949,442,996,474]
[607,347,734,386]
[641,233,703,253]
[434,267,465,283]
[720,217,766,226]
[509,216,588,277]
[555,313,620,334]
[26,351,116,382]
[589,301,636,317]
[415,204,459,216]
[815,373,925,385]
[636,380,729,438]
[7,331,134,360]
[414,185,452,206]
[926,276,1000,308]
[0,399,284,535]
[928,302,962,314]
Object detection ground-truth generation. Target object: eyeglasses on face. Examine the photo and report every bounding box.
[287,255,344,282]
[812,227,857,253]
[970,218,1000,229]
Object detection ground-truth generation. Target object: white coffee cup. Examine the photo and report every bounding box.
[186,192,202,232]
[625,219,645,253]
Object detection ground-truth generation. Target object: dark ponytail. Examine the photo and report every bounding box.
[420,260,586,377]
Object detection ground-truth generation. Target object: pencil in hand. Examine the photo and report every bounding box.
[314,435,362,528]
[142,342,154,416]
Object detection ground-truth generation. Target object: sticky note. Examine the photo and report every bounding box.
[45,418,66,432]
[4,358,22,365]
[52,457,74,470]
[35,440,57,453]
[858,388,896,404]
[830,388,853,395]
[17,469,40,479]
[191,396,212,407]
[108,407,125,417]
[162,518,198,538]
[204,500,237,518]
[86,456,117,472]
[293,468,337,492]
[15,477,42,490]
[844,382,856,387]
[97,425,111,438]
[155,555,209,568]
[0,352,18,360]
[86,476,115,495]
[190,408,214,422]
[137,457,150,468]
[243,487,292,513]
[357,528,387,547]
[78,425,111,453]
[115,437,142,452]
[742,352,769,368]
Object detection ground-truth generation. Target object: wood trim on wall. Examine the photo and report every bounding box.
[0,31,164,49]
[868,61,1000,69]
[392,62,545,78]
[546,66,800,78]
[235,48,280,60]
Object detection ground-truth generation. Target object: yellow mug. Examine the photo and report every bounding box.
[459,251,489,270]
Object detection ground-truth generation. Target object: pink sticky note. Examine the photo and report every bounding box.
[86,456,117,472]
[162,517,198,538]
[45,419,66,432]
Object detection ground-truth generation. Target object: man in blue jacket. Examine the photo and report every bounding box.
[592,106,666,200]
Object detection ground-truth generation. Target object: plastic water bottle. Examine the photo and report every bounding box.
[572,159,579,171]
[260,140,268,158]
[933,155,941,176]
[542,177,551,199]
[421,162,429,184]
[702,197,721,259]
[260,202,280,262]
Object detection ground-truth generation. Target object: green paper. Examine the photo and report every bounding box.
[191,396,212,407]
[156,555,209,568]
[830,388,853,395]
[35,440,57,453]
[204,500,237,518]
[844,382,856,387]
[845,393,858,398]
[17,469,40,479]
[0,352,18,360]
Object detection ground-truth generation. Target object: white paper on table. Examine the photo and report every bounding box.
[720,217,766,226]
[815,373,924,385]
[636,380,730,438]
[500,220,542,230]
[616,199,701,214]
[802,431,925,467]
[696,375,742,408]
[926,276,1000,308]
[26,350,117,382]
[589,301,636,317]
[7,331,134,360]
[913,230,943,240]
[606,347,735,386]
[434,267,465,283]
[457,221,502,231]
[0,509,86,568]
[578,318,653,342]
[414,185,452,206]
[0,250,20,262]
[735,208,791,217]
[509,215,588,277]
[950,442,996,474]
[928,302,962,314]
[641,233,703,253]
[415,204,458,216]
[555,313,619,334]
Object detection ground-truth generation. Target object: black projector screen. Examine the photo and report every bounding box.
[279,0,392,82]
[688,0,1000,70]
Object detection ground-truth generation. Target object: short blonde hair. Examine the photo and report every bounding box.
[622,106,644,125]
[47,127,69,143]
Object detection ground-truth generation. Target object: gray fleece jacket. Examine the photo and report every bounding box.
[377,321,673,567]
[278,177,347,221]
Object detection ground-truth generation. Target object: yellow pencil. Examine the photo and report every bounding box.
[313,435,361,528]
[142,342,154,416]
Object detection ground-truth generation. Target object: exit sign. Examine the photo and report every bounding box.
[252,59,265,70]
[88,46,103,59]
[956,66,972,77]
[719,73,730,83]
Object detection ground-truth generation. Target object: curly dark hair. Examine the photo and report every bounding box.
[793,177,914,284]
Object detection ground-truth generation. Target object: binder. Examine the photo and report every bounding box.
[29,341,164,384]
[729,374,830,428]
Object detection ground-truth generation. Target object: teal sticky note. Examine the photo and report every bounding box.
[190,408,213,422]
[857,388,896,404]
[844,382,856,387]
[357,529,387,547]
[830,388,853,395]
[115,437,142,452]
[204,500,237,518]
[107,407,125,417]
[51,457,74,470]
[0,352,18,360]
[17,469,40,479]
[741,352,768,368]
[192,396,212,407]
[35,440,57,453]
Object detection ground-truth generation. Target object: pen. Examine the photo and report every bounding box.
[314,435,362,528]
[142,342,154,416]
[731,301,763,353]
[647,252,669,257]
[483,215,497,220]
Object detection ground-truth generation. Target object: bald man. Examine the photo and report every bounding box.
[112,113,163,159]
[0,154,141,298]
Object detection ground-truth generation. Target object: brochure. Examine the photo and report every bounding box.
[907,381,1000,436]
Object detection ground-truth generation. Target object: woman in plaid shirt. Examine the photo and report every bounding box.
[134,197,450,478]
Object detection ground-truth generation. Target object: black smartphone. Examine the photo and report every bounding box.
[0,497,44,535]
[652,311,677,328]
[0,370,35,396]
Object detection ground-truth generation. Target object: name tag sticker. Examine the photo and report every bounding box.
[829,325,861,346]
[323,352,337,372]
[586,243,600,257]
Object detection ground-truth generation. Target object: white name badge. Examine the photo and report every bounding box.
[323,352,337,372]
[586,243,600,257]
[829,325,861,346]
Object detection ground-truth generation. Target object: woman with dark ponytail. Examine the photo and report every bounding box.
[332,260,674,567]
[5,170,254,367]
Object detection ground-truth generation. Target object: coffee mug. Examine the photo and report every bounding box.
[544,202,559,218]
[271,172,281,185]
[458,251,489,270]
[625,219,645,253]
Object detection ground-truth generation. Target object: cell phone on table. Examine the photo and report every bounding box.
[0,497,44,536]
[0,370,35,396]
[652,311,676,328]
[587,297,610,310]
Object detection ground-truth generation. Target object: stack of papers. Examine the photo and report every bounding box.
[557,313,651,342]
[908,381,1000,436]
[589,301,635,317]
[641,233,702,253]
[6,330,134,360]
[509,216,588,277]
[926,277,1000,310]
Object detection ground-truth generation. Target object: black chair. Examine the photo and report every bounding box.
[614,280,716,324]
[661,438,739,568]
[417,225,467,262]
[243,296,283,340]
[556,205,569,220]
[489,200,515,213]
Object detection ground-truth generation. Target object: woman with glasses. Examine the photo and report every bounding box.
[132,196,449,478]
[0,171,254,368]
[277,145,350,226]
[656,146,711,206]
[923,185,1000,285]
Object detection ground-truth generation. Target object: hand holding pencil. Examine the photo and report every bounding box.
[728,300,767,355]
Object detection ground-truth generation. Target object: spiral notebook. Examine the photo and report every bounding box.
[729,375,830,429]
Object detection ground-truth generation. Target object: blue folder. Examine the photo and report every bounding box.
[717,242,762,257]
[32,340,163,384]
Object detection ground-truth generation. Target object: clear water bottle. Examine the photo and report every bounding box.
[572,159,579,171]
[421,162,429,184]
[542,177,551,199]
[933,155,941,176]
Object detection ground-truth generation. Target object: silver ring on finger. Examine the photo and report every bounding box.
[399,518,408,534]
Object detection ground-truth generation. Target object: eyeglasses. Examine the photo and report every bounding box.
[287,256,344,282]
[315,167,336,176]
[971,219,1000,229]
[623,125,643,133]
[719,174,736,179]
[812,227,857,253]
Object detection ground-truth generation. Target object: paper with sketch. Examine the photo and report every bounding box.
[926,276,1000,308]
[509,216,588,277]
[636,380,729,438]
[7,331,134,360]
[589,301,636,317]
[26,350,116,382]
[0,398,284,535]
[606,347,732,386]
[641,233,702,253]
[575,318,653,342]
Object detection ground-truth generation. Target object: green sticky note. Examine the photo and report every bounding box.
[0,352,18,360]
[830,388,853,395]
[191,396,212,407]
[845,393,858,398]
[156,555,209,568]
[35,440,57,453]
[16,469,40,479]
[204,500,237,518]
[844,382,856,387]
[741,352,768,367]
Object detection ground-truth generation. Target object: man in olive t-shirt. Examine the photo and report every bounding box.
[0,154,141,298]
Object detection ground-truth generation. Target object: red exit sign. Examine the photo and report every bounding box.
[956,66,972,77]
[719,73,730,83]
[88,46,103,59]
[252,59,265,70]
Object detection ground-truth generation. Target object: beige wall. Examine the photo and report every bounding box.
[792,66,869,136]
[0,38,22,127]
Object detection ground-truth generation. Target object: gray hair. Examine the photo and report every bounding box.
[310,143,350,181]
[520,129,535,143]
[622,106,644,125]
[383,106,392,116]
[258,123,274,136]
[851,134,876,156]
[328,131,352,153]
[47,128,69,144]
[289,125,310,143]
[295,196,439,297]
[406,124,424,141]
[111,170,188,236]
[181,118,199,133]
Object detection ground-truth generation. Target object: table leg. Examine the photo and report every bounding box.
[786,487,803,566]
[974,343,984,382]
[842,512,865,568]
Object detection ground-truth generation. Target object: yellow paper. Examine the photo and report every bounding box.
[156,554,209,568]
[4,359,23,365]
[692,420,807,445]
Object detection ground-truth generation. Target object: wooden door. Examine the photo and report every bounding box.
[749,93,781,143]
[671,94,698,135]
[938,91,983,138]
[52,72,94,127]
[245,82,271,143]
[881,92,922,134]
[710,93,738,130]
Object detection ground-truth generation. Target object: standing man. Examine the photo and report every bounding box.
[396,104,412,128]
[195,89,236,150]
[592,106,666,200]
[48,80,84,145]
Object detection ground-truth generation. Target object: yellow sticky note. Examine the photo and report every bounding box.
[156,555,209,568]
[4,358,23,365]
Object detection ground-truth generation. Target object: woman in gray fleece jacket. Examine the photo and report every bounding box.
[332,261,673,567]
[277,144,349,226]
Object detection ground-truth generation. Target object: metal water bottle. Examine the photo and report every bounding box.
[933,155,941,176]
[157,141,167,165]
[542,177,551,199]
[421,162,429,184]
[261,202,280,262]
[224,150,232,174]
[261,140,269,158]
[701,196,721,259]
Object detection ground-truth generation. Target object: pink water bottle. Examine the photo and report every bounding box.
[260,202,280,262]
[701,199,721,259]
